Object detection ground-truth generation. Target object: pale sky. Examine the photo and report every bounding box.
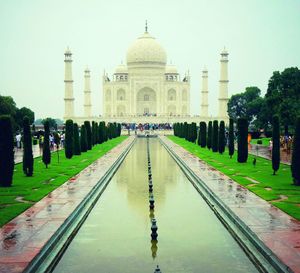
[0,0,299,119]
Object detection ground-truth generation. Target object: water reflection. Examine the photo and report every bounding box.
[53,138,259,273]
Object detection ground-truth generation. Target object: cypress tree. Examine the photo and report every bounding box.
[80,124,88,152]
[192,122,197,143]
[237,118,248,163]
[218,120,225,154]
[0,115,14,187]
[291,116,300,185]
[65,119,74,159]
[200,122,207,148]
[22,116,33,176]
[73,123,81,155]
[91,121,95,146]
[184,122,188,140]
[212,120,219,152]
[95,122,99,143]
[103,124,108,142]
[228,118,234,158]
[272,115,280,175]
[84,121,92,150]
[197,123,201,146]
[98,121,104,144]
[117,123,121,137]
[207,121,212,150]
[42,120,51,167]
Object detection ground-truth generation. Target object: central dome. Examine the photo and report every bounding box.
[126,32,167,66]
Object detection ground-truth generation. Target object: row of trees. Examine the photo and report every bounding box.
[0,94,35,132]
[0,115,122,187]
[173,120,233,157]
[227,67,300,134]
[173,116,300,185]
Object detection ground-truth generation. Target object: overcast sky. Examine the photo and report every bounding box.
[0,0,299,119]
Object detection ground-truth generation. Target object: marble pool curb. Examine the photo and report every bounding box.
[0,136,135,273]
[160,136,299,273]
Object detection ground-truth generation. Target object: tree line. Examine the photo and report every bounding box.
[173,116,300,186]
[227,67,300,135]
[0,115,121,187]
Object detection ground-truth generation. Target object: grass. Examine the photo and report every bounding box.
[0,136,127,227]
[250,137,271,146]
[168,136,300,221]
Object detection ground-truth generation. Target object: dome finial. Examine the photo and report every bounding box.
[145,20,148,33]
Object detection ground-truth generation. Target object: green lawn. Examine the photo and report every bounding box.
[168,136,300,221]
[0,136,127,227]
[250,137,271,146]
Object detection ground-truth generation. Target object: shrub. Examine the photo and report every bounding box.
[200,122,207,148]
[22,116,33,176]
[0,115,14,187]
[207,121,212,150]
[257,139,263,144]
[73,123,81,155]
[84,121,92,150]
[237,118,248,163]
[80,124,88,152]
[218,120,225,154]
[212,120,219,152]
[291,116,300,185]
[272,115,280,175]
[65,119,74,159]
[42,120,51,167]
[228,118,234,158]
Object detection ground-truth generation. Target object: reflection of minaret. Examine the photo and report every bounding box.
[83,67,92,117]
[64,47,74,119]
[201,67,209,117]
[218,48,229,120]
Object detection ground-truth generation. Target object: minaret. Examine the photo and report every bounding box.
[83,67,92,117]
[64,47,74,119]
[201,67,209,117]
[218,48,229,120]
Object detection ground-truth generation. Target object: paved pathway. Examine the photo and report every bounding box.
[248,144,292,165]
[14,145,62,164]
[161,136,300,273]
[0,137,135,273]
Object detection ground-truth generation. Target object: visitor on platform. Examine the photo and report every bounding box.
[16,132,22,149]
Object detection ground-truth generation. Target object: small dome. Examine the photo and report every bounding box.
[115,63,128,74]
[65,46,71,54]
[126,32,167,66]
[165,64,178,74]
[221,47,228,55]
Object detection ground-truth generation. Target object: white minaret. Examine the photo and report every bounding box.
[218,48,229,120]
[201,67,209,117]
[83,67,92,117]
[64,47,74,119]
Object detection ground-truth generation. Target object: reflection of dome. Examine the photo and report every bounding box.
[165,64,178,74]
[115,63,128,74]
[126,32,167,66]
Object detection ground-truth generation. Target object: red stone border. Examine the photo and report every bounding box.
[0,136,135,273]
[161,136,300,273]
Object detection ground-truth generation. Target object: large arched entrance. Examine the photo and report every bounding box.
[136,87,156,116]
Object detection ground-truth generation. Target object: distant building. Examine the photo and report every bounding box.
[63,24,229,124]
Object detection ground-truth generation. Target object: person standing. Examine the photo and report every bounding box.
[16,132,22,149]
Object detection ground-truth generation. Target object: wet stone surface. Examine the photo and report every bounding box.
[0,137,135,273]
[52,138,258,273]
[161,136,300,273]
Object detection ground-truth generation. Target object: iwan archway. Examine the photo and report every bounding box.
[136,87,157,116]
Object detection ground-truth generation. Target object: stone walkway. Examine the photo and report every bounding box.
[160,136,300,273]
[14,145,62,164]
[248,144,292,165]
[0,136,135,273]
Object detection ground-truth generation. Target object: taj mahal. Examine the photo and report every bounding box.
[63,24,229,124]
